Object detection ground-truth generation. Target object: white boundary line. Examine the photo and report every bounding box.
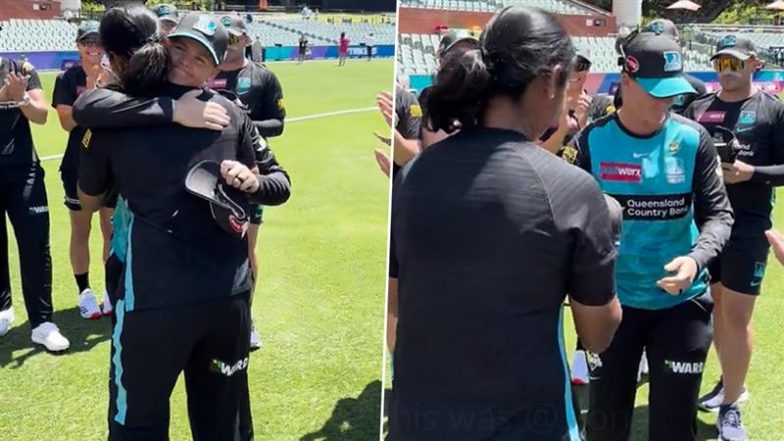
[38,106,377,162]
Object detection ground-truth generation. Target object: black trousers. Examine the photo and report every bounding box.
[0,163,53,328]
[586,293,713,441]
[108,294,251,441]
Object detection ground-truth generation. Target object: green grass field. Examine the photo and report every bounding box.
[0,59,393,441]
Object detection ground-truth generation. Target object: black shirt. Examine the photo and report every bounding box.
[0,58,42,167]
[78,84,259,312]
[389,127,616,441]
[683,91,784,233]
[52,65,89,173]
[209,61,286,138]
[392,87,422,176]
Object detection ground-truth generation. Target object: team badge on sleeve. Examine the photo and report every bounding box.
[277,98,285,111]
[81,129,92,149]
[559,146,579,165]
[410,104,422,118]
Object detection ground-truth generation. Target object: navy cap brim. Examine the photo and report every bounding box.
[636,76,697,98]
[160,16,179,24]
[77,31,99,42]
[168,32,220,65]
[710,49,752,61]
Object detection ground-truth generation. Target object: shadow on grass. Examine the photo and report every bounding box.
[572,382,717,441]
[300,380,382,441]
[0,305,112,369]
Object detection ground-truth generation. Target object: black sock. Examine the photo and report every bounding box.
[75,272,90,293]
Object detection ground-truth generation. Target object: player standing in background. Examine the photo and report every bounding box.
[338,31,349,66]
[540,44,614,156]
[152,3,180,36]
[0,51,69,351]
[365,32,374,61]
[213,14,287,350]
[684,35,784,441]
[298,33,308,64]
[53,20,115,319]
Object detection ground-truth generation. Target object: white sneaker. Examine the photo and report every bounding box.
[250,321,262,351]
[700,382,751,412]
[101,293,113,316]
[31,322,70,352]
[78,289,102,319]
[0,307,14,337]
[571,350,590,385]
[637,350,649,382]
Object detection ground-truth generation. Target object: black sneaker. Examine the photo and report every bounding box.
[717,404,747,441]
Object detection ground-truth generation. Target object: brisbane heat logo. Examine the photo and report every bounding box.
[600,162,642,183]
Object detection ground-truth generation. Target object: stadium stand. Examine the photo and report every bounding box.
[0,15,395,53]
[398,31,714,75]
[399,0,598,16]
[255,17,395,45]
[0,19,77,52]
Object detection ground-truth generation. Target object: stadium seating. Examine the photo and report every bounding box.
[399,0,598,16]
[398,33,714,75]
[0,16,396,53]
[699,30,784,51]
[256,18,395,46]
[0,19,78,52]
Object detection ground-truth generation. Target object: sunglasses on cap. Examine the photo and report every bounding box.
[713,57,746,72]
[574,57,592,72]
[79,38,101,48]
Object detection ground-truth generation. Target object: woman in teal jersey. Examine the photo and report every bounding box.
[567,30,734,441]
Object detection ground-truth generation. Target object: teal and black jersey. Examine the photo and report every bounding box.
[568,113,733,310]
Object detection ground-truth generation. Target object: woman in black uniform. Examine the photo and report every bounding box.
[76,7,289,439]
[388,7,622,440]
[0,53,70,351]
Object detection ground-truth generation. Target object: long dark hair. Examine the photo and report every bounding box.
[426,6,574,133]
[100,4,169,96]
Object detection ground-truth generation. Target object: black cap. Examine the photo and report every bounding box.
[438,29,478,56]
[153,4,179,23]
[220,15,248,37]
[168,13,228,65]
[185,160,250,239]
[76,20,100,43]
[711,35,756,61]
[645,19,679,40]
[153,4,179,24]
[619,31,696,98]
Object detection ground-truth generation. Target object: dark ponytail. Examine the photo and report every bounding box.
[100,5,169,97]
[425,6,574,133]
[426,48,492,133]
[122,36,169,96]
